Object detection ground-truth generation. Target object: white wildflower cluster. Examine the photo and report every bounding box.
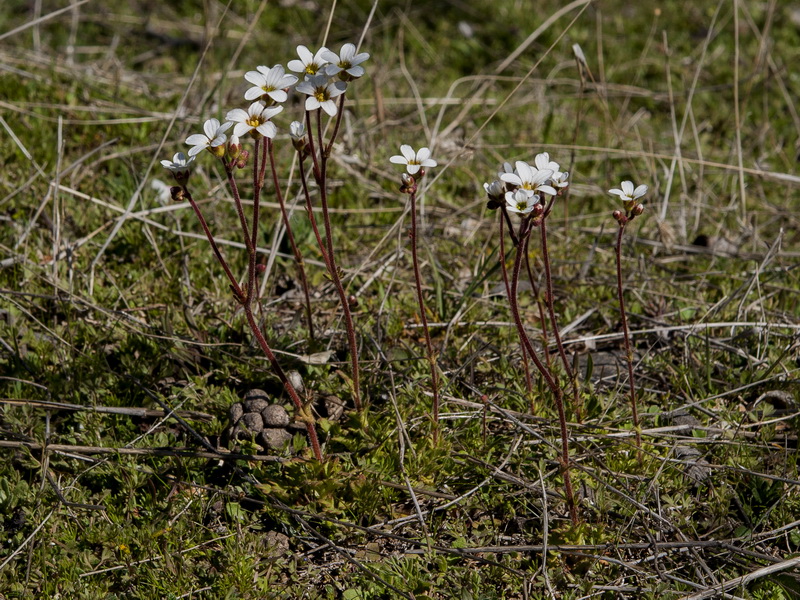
[162,43,370,181]
[609,180,647,223]
[483,153,569,215]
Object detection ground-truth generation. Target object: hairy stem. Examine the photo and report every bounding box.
[268,139,315,339]
[615,222,642,456]
[308,109,361,410]
[243,304,322,461]
[509,220,577,525]
[522,233,552,369]
[183,188,243,300]
[410,190,441,442]
[540,216,581,420]
[498,209,532,397]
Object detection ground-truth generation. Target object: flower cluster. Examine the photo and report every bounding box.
[483,152,569,216]
[165,43,370,172]
[609,180,647,224]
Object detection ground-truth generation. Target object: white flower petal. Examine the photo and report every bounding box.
[203,119,219,138]
[185,133,207,146]
[305,97,321,111]
[226,108,249,122]
[266,89,288,103]
[256,122,277,138]
[346,65,365,78]
[233,123,251,137]
[416,147,431,162]
[633,184,648,198]
[400,145,415,161]
[297,45,313,63]
[621,180,634,196]
[244,71,264,86]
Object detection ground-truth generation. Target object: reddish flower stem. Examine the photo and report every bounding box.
[522,234,552,369]
[183,188,243,300]
[243,304,323,461]
[268,139,315,339]
[540,216,581,420]
[304,108,361,410]
[409,189,441,441]
[298,157,331,269]
[509,219,577,525]
[498,209,533,397]
[615,222,642,456]
[182,184,322,460]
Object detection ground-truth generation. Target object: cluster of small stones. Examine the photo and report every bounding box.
[224,373,345,454]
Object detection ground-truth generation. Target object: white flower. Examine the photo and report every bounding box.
[505,189,540,214]
[287,45,330,76]
[289,120,306,151]
[609,180,648,202]
[185,118,231,157]
[290,120,305,141]
[295,75,347,116]
[534,152,569,191]
[160,151,194,174]
[534,152,561,174]
[226,102,283,139]
[483,180,504,201]
[389,145,437,175]
[551,170,570,189]
[500,161,557,196]
[321,43,370,80]
[244,65,298,103]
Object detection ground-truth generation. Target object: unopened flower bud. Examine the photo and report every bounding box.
[290,121,306,152]
[227,135,242,159]
[400,173,416,194]
[612,209,626,224]
[632,203,645,217]
[256,264,266,274]
[531,203,544,218]
[236,150,250,170]
[348,295,359,308]
[170,186,185,202]
[483,180,504,203]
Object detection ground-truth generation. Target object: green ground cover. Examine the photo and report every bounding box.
[1,0,799,597]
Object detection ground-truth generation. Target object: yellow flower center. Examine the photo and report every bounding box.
[314,90,328,102]
[246,117,263,128]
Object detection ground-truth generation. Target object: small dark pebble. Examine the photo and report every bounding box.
[259,428,293,451]
[228,402,244,424]
[239,412,264,435]
[262,404,290,427]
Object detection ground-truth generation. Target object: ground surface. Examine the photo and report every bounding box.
[1,0,800,598]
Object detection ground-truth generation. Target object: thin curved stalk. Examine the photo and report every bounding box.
[615,223,642,457]
[498,209,533,397]
[522,233,552,369]
[540,216,581,420]
[306,108,361,410]
[508,221,577,525]
[410,189,441,441]
[268,139,315,339]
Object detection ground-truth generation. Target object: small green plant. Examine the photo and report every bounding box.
[161,43,373,459]
[609,180,648,457]
[390,145,441,442]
